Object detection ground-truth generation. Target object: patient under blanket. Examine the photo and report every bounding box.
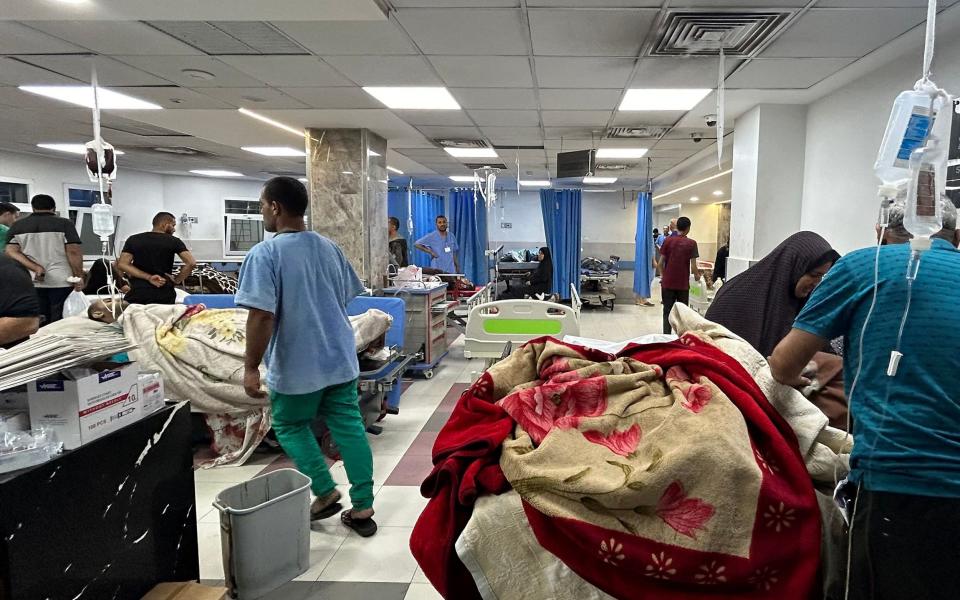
[411,336,824,600]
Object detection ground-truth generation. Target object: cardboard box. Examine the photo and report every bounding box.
[28,363,141,450]
[141,582,227,600]
[0,386,28,411]
[0,410,29,434]
[139,371,165,417]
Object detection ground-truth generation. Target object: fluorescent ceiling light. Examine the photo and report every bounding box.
[713,190,724,196]
[37,143,124,155]
[595,148,648,159]
[190,170,244,178]
[619,89,711,111]
[450,175,478,183]
[238,108,304,138]
[655,169,733,201]
[583,176,617,184]
[690,196,699,202]
[242,146,305,157]
[20,86,161,110]
[362,87,460,110]
[387,166,404,175]
[519,180,550,187]
[444,147,498,159]
[368,150,381,157]
[298,178,308,182]
[342,171,354,175]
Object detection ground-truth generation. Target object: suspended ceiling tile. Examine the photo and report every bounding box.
[611,110,684,126]
[111,86,234,109]
[279,87,383,109]
[0,57,79,87]
[543,127,599,139]
[448,88,538,109]
[647,148,697,158]
[468,110,540,126]
[541,110,613,126]
[216,56,354,87]
[817,0,957,7]
[653,138,708,150]
[272,21,418,55]
[631,57,741,88]
[322,55,441,86]
[535,57,635,88]
[392,0,520,6]
[481,126,545,142]
[528,9,657,57]
[116,55,265,88]
[21,21,201,56]
[430,56,534,88]
[761,9,926,58]
[725,57,855,88]
[197,87,310,109]
[667,0,809,6]
[527,0,661,5]
[0,22,87,54]
[415,125,483,139]
[397,9,528,56]
[544,138,593,150]
[17,55,170,86]
[539,88,623,110]
[393,110,475,126]
[395,148,451,159]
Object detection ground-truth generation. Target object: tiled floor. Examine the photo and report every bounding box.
[194,297,662,599]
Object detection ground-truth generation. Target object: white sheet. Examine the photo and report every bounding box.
[562,333,678,355]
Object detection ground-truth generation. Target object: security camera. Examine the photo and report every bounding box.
[691,132,703,143]
[705,114,717,128]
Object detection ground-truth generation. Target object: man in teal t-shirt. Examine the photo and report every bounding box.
[0,202,19,252]
[769,200,960,599]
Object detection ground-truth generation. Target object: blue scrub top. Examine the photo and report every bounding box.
[416,230,459,273]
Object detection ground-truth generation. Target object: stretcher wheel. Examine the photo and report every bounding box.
[423,369,435,379]
[320,431,341,462]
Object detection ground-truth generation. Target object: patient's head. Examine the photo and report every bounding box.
[88,299,129,324]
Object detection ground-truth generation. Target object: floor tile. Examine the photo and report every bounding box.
[318,526,417,583]
[197,521,224,581]
[294,520,350,581]
[373,486,430,527]
[412,567,430,584]
[193,464,270,484]
[330,453,403,487]
[259,580,410,600]
[194,481,230,523]
[405,583,444,600]
[405,431,438,456]
[421,409,453,433]
[383,453,433,487]
[368,427,422,456]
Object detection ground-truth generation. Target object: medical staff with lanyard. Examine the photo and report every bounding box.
[415,214,460,273]
[769,198,960,600]
[238,176,377,538]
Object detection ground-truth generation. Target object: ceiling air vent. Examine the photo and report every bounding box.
[433,139,489,149]
[464,162,507,170]
[150,146,214,157]
[147,21,309,55]
[595,164,628,171]
[607,127,670,139]
[649,10,792,57]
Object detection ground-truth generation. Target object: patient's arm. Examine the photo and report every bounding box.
[0,316,39,345]
[769,328,824,387]
[243,308,273,398]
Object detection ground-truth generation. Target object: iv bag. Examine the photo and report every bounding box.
[92,202,115,240]
[85,139,117,182]
[875,87,943,184]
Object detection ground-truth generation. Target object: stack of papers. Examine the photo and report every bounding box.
[0,330,135,391]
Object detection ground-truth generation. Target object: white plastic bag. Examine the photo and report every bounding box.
[395,265,423,289]
[62,290,91,318]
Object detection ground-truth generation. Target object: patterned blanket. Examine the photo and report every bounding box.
[412,336,821,599]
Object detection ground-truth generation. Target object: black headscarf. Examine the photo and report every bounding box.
[705,232,840,357]
[529,247,553,293]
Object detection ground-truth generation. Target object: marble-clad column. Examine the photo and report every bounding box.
[306,128,388,289]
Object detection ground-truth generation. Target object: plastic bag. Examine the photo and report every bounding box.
[62,290,91,318]
[395,265,424,289]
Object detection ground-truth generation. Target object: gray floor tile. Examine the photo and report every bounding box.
[258,580,410,600]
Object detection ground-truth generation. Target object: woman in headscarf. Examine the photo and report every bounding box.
[503,247,553,299]
[705,231,840,358]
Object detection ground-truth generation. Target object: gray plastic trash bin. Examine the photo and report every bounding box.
[213,468,312,599]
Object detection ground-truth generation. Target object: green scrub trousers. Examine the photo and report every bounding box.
[270,379,374,511]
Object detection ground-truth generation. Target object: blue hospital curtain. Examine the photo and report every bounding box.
[450,188,489,284]
[389,190,443,267]
[633,191,654,298]
[540,189,582,299]
[387,191,410,240]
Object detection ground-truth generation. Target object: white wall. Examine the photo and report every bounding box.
[802,35,960,253]
[487,190,545,246]
[680,202,720,262]
[0,149,263,259]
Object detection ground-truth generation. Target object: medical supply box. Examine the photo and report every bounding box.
[27,362,141,450]
[138,371,166,417]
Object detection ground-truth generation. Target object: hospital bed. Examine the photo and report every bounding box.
[463,285,582,361]
[580,255,620,310]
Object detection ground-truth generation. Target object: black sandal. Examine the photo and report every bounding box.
[311,501,342,521]
[341,509,378,537]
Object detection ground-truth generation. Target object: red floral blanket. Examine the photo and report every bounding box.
[411,336,820,599]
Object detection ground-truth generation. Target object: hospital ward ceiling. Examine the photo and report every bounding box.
[0,0,957,191]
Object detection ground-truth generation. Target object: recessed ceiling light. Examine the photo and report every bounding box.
[619,89,711,111]
[690,196,699,202]
[190,170,244,178]
[387,166,404,175]
[56,0,88,4]
[450,175,478,183]
[37,143,125,155]
[362,87,460,110]
[712,190,724,196]
[368,150,381,157]
[583,176,617,184]
[238,108,304,138]
[595,148,648,159]
[241,146,306,157]
[342,171,354,175]
[20,86,162,110]
[444,147,498,159]
[519,180,551,187]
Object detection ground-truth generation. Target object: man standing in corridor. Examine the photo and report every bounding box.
[658,216,700,333]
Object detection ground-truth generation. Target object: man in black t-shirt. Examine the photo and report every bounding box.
[0,255,40,348]
[118,212,197,305]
